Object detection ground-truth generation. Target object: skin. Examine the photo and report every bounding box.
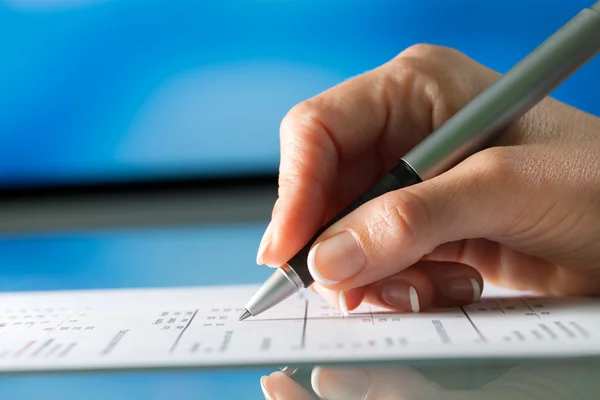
[255,44,600,398]
[256,43,600,312]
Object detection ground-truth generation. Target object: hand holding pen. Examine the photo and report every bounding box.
[240,1,600,321]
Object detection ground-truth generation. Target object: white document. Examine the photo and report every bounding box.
[1,284,599,374]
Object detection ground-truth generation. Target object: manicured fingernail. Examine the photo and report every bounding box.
[307,231,366,285]
[338,292,349,316]
[312,367,370,400]
[446,277,481,302]
[257,222,273,265]
[260,376,273,400]
[409,286,420,312]
[380,281,420,312]
[256,240,271,265]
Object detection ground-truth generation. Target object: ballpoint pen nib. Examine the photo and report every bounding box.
[238,309,252,321]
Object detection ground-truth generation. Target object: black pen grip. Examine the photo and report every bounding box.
[286,159,422,286]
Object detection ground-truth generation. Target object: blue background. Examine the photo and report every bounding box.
[1,0,600,398]
[0,0,598,188]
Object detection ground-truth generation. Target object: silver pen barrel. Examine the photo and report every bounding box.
[404,1,600,179]
[239,264,304,320]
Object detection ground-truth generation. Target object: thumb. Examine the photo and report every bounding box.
[306,147,530,290]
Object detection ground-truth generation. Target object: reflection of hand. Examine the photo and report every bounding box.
[256,43,600,314]
[260,361,600,400]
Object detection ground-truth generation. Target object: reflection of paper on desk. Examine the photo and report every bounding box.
[0,283,599,373]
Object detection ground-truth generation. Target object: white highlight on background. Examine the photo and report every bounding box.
[1,0,111,11]
[118,61,344,169]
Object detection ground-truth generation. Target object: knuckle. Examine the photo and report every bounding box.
[372,191,431,251]
[277,170,302,193]
[277,154,319,200]
[379,61,420,92]
[280,101,308,139]
[469,147,517,181]
[277,100,333,198]
[281,99,322,134]
[280,99,329,149]
[397,43,450,60]
[461,147,530,237]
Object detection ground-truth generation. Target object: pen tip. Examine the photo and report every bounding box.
[238,309,252,321]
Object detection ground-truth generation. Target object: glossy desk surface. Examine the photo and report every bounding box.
[0,224,276,399]
[1,224,600,399]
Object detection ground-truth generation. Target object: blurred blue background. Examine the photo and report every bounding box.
[1,0,600,399]
[0,0,598,188]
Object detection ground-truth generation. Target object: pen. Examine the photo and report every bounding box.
[239,1,600,321]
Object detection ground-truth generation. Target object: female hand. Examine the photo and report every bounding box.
[256,43,600,313]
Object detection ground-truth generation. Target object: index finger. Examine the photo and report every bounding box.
[259,58,431,267]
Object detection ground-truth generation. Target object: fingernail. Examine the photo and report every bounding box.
[257,222,273,265]
[307,231,366,285]
[312,367,370,400]
[380,281,420,312]
[260,376,273,400]
[445,277,481,302]
[409,286,420,312]
[338,292,349,316]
